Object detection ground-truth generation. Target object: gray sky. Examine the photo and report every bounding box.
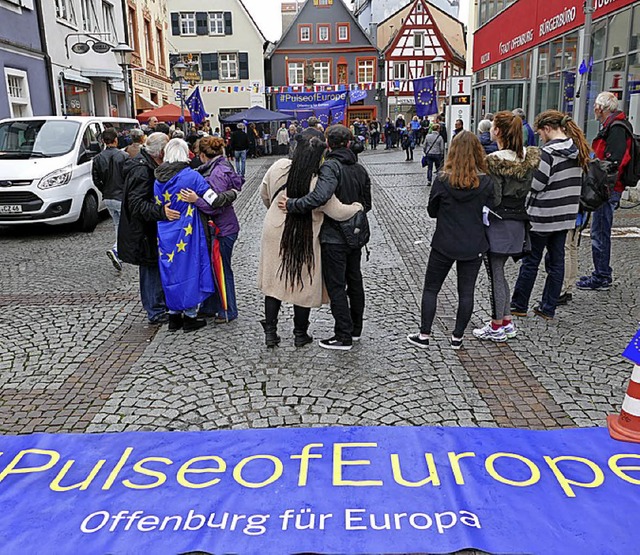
[243,0,470,43]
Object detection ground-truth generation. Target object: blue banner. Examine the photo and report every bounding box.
[413,76,438,117]
[185,86,208,125]
[622,328,640,364]
[276,91,348,126]
[349,89,368,103]
[563,71,576,114]
[0,426,638,554]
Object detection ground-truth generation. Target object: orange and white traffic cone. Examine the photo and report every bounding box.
[608,364,640,444]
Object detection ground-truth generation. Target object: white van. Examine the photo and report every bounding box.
[0,116,140,231]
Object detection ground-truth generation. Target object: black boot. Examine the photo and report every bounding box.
[183,316,207,332]
[168,313,183,332]
[260,319,280,347]
[293,325,313,347]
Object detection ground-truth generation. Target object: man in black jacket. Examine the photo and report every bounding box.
[280,124,372,350]
[119,132,239,324]
[230,123,249,177]
[92,127,128,270]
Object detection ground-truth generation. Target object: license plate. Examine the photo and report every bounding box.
[0,205,22,213]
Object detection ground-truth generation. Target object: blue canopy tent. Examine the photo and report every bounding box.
[219,106,291,124]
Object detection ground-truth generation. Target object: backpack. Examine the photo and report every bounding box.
[580,158,617,212]
[611,120,640,188]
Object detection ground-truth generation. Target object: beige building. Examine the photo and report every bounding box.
[126,0,172,113]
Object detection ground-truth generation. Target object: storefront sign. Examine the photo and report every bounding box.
[134,72,170,93]
[474,0,638,71]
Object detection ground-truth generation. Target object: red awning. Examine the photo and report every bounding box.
[137,103,192,123]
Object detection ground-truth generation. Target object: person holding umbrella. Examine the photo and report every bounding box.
[181,136,243,323]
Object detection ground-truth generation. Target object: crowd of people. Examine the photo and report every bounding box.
[89,90,634,351]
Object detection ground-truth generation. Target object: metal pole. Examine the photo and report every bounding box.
[122,64,130,118]
[576,0,595,130]
[180,82,186,131]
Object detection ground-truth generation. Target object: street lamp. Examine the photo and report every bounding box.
[432,55,445,115]
[112,42,134,118]
[173,61,188,131]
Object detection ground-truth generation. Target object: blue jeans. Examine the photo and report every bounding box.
[385,134,393,149]
[425,154,442,183]
[103,198,121,250]
[139,263,166,322]
[511,230,567,317]
[200,233,238,320]
[589,190,621,282]
[234,150,247,177]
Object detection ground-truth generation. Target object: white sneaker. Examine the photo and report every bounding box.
[472,323,507,342]
[502,321,517,339]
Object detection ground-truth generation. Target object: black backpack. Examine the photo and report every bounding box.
[580,158,617,212]
[610,120,640,189]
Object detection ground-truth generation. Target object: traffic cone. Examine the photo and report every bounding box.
[607,364,640,443]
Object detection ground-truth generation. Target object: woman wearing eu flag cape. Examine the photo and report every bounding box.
[153,139,219,332]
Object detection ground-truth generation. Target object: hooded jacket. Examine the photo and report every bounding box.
[479,131,498,155]
[486,146,540,220]
[195,155,243,236]
[286,147,372,245]
[428,174,494,261]
[527,137,582,233]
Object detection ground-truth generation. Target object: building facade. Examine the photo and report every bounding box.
[167,0,266,127]
[0,0,53,119]
[126,0,172,114]
[352,0,459,39]
[269,0,380,127]
[473,0,640,139]
[378,0,465,121]
[43,0,129,117]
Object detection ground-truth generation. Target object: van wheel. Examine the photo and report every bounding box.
[77,193,99,232]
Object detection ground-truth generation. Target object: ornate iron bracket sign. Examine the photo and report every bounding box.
[65,33,113,58]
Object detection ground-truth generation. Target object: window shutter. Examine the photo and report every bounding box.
[196,12,208,35]
[171,13,180,36]
[224,12,232,35]
[239,52,249,80]
[202,53,218,81]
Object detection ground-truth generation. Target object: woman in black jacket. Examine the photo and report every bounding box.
[408,131,494,350]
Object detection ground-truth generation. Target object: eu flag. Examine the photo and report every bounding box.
[185,86,208,125]
[413,76,438,118]
[622,328,640,366]
[154,167,215,311]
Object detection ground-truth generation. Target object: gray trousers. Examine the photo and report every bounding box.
[484,253,511,320]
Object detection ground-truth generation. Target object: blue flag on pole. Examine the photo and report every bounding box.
[153,168,214,311]
[622,328,640,365]
[413,76,438,117]
[185,86,208,125]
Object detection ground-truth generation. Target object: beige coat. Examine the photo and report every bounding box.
[257,158,361,307]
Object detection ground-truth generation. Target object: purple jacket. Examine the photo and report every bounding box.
[195,156,244,236]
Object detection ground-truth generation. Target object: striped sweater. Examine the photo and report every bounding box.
[526,137,582,232]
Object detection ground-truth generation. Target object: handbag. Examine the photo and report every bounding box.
[421,136,438,168]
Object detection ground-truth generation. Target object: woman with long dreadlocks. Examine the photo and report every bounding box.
[257,130,363,347]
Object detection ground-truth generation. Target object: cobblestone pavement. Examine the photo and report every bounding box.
[1,148,639,437]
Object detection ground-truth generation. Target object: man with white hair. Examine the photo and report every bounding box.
[577,91,633,291]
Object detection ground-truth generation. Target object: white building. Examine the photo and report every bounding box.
[167,0,267,127]
[352,0,459,40]
[44,0,129,116]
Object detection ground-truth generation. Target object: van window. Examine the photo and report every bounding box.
[81,123,102,151]
[0,120,81,158]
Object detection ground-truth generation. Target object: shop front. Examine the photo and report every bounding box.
[132,71,171,115]
[473,0,640,139]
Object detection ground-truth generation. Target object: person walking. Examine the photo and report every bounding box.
[401,124,415,161]
[577,91,633,291]
[473,111,540,342]
[422,123,445,185]
[410,116,421,146]
[230,123,249,177]
[258,130,362,347]
[407,131,494,350]
[186,136,243,323]
[384,118,395,149]
[276,123,290,155]
[511,111,589,319]
[91,127,128,271]
[280,124,372,351]
[369,118,380,150]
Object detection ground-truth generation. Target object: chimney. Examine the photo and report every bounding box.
[281,0,302,32]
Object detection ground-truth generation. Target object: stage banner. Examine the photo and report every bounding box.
[277,91,348,125]
[0,426,638,554]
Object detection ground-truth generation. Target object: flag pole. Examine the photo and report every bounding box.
[576,0,595,130]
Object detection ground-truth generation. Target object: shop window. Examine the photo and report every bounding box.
[632,5,640,52]
[586,61,605,140]
[4,68,32,118]
[592,20,606,61]
[538,43,549,76]
[607,10,631,59]
[550,38,564,74]
[64,82,92,116]
[535,79,548,118]
[563,33,578,70]
[547,73,561,111]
